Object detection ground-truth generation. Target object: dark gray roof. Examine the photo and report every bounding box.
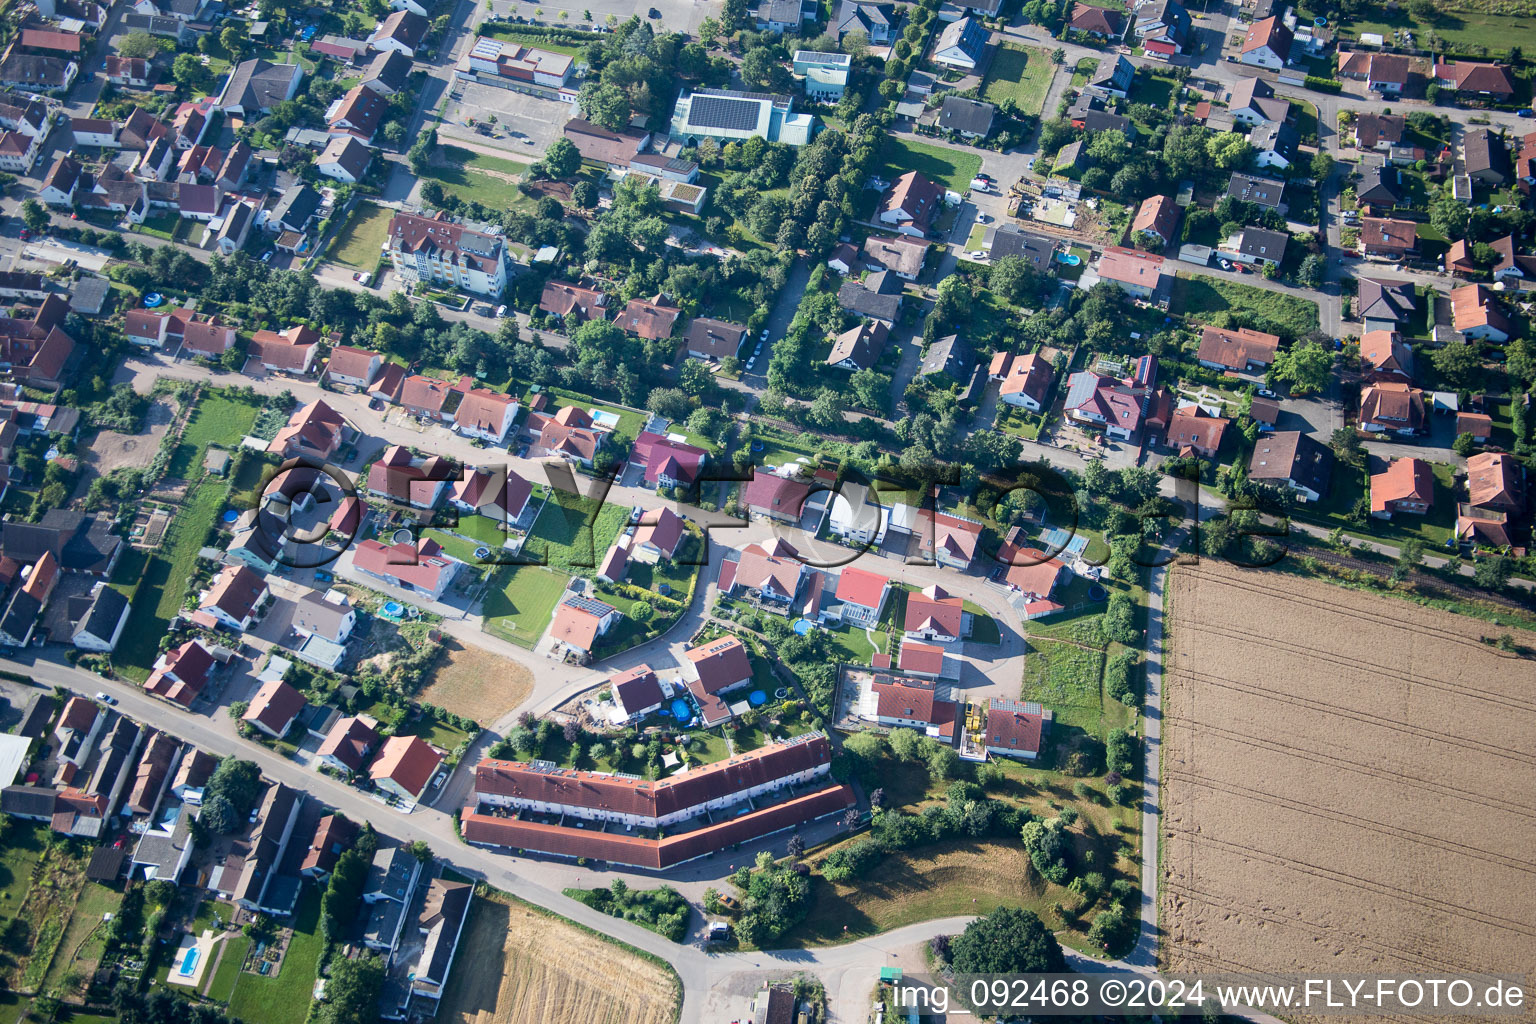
[833,0,894,35]
[69,276,110,315]
[75,586,129,645]
[1,509,122,574]
[222,58,300,113]
[1250,119,1298,157]
[1226,172,1284,209]
[989,223,1055,265]
[1356,163,1404,205]
[1237,227,1289,260]
[1081,109,1133,134]
[271,184,321,230]
[362,49,412,92]
[1356,277,1416,325]
[837,270,903,321]
[919,334,970,377]
[16,695,57,740]
[1,785,56,818]
[938,96,995,137]
[1463,127,1511,178]
[0,590,41,647]
[121,12,187,35]
[367,844,419,901]
[418,880,472,983]
[756,0,811,23]
[234,782,301,906]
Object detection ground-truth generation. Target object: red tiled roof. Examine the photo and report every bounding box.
[242,679,306,735]
[684,635,752,693]
[984,699,1047,753]
[352,537,458,592]
[1370,457,1433,513]
[834,566,888,610]
[318,715,380,772]
[903,584,963,638]
[370,735,442,797]
[898,641,945,676]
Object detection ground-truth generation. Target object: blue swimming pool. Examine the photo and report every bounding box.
[221,509,239,523]
[177,946,201,978]
[670,698,692,720]
[792,618,813,635]
[382,601,404,617]
[748,690,767,707]
[1054,252,1082,266]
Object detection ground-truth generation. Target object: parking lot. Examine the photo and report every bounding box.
[481,0,716,35]
[442,81,571,157]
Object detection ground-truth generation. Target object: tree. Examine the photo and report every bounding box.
[1051,47,1065,64]
[1452,431,1478,456]
[200,794,238,834]
[1391,538,1425,584]
[1207,132,1253,171]
[172,52,208,88]
[1474,555,1512,590]
[1297,253,1325,289]
[572,180,598,208]
[1328,426,1363,465]
[117,30,160,58]
[1431,341,1482,390]
[578,81,631,131]
[220,23,248,60]
[407,840,433,863]
[950,907,1067,975]
[540,136,582,180]
[1269,341,1332,395]
[722,0,748,29]
[1310,151,1334,182]
[20,200,48,234]
[314,955,385,1024]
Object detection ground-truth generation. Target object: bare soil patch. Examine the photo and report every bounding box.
[1161,562,1536,1016]
[437,894,676,1024]
[418,638,534,725]
[70,398,175,499]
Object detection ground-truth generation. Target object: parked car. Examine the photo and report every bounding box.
[261,250,274,263]
[313,570,333,583]
[746,356,756,369]
[18,228,29,240]
[95,692,116,705]
[1520,109,1534,117]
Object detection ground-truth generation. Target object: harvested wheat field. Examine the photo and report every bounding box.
[418,639,534,725]
[438,894,678,1024]
[1161,562,1536,1011]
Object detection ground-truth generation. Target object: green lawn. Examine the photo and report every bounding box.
[1291,458,1457,549]
[227,886,323,1024]
[451,513,511,546]
[401,713,476,753]
[981,43,1056,115]
[1301,0,1536,58]
[1021,638,1105,736]
[872,136,983,195]
[1069,57,1098,90]
[521,494,629,573]
[328,202,393,270]
[1171,272,1320,341]
[964,602,1001,644]
[137,212,178,241]
[422,528,498,569]
[205,933,251,1002]
[427,146,533,211]
[481,564,568,648]
[533,388,647,441]
[477,25,590,56]
[824,622,877,665]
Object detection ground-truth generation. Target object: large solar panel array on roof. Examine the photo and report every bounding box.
[687,94,762,131]
[470,37,502,59]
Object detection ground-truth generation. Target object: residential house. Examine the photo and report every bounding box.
[453,387,519,445]
[1462,128,1511,186]
[1451,284,1512,342]
[548,595,621,658]
[540,280,609,320]
[833,0,896,43]
[1131,194,1179,248]
[1359,382,1426,437]
[212,199,258,256]
[862,234,929,280]
[837,270,904,323]
[249,323,321,374]
[722,538,807,611]
[605,669,666,724]
[38,154,82,206]
[317,134,372,182]
[268,399,349,460]
[1069,3,1124,38]
[217,59,303,116]
[1227,77,1289,127]
[1359,329,1414,381]
[529,406,604,467]
[449,467,532,524]
[741,472,812,523]
[1359,217,1417,259]
[1466,451,1524,515]
[369,735,443,802]
[991,351,1055,412]
[71,584,130,653]
[826,320,890,371]
[1371,457,1433,518]
[1248,430,1335,501]
[1226,171,1285,212]
[197,564,270,631]
[408,879,473,1006]
[630,431,707,489]
[0,551,58,649]
[1240,15,1292,69]
[753,0,817,32]
[878,171,944,237]
[368,445,454,508]
[1095,247,1167,302]
[938,96,995,140]
[352,537,462,600]
[1357,277,1417,332]
[794,50,851,101]
[387,210,511,297]
[683,636,753,724]
[1250,120,1298,169]
[241,679,307,739]
[684,317,748,361]
[918,334,970,381]
[1355,163,1406,212]
[1084,53,1135,98]
[619,296,681,340]
[300,814,359,879]
[145,639,216,707]
[988,223,1056,266]
[1353,112,1405,151]
[1133,0,1191,58]
[1434,60,1515,103]
[919,510,983,570]
[317,715,381,774]
[983,698,1052,760]
[324,345,383,388]
[231,783,304,915]
[633,507,686,562]
[369,10,428,56]
[833,567,890,625]
[362,48,413,95]
[1366,53,1409,94]
[293,589,357,647]
[0,508,122,577]
[904,584,963,643]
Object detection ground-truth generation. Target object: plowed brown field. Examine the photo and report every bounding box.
[437,894,677,1024]
[1161,563,1536,1018]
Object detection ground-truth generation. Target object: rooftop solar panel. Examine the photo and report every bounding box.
[687,94,763,131]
